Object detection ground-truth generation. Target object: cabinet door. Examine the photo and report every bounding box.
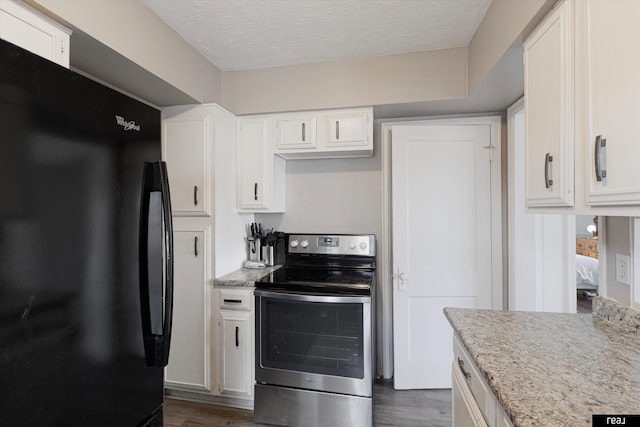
[585,1,640,206]
[276,115,317,150]
[237,118,269,210]
[523,0,574,207]
[162,114,211,216]
[217,308,253,398]
[0,0,70,68]
[452,362,489,427]
[165,225,211,392]
[327,111,370,148]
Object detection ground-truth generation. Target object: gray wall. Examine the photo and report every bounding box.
[254,136,382,239]
[576,215,596,239]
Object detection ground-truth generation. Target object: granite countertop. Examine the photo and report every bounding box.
[214,265,282,287]
[445,298,640,427]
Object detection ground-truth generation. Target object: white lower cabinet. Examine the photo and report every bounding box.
[452,335,513,427]
[165,223,212,392]
[452,361,488,427]
[214,288,254,400]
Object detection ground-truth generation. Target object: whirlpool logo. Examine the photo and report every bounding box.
[115,115,141,131]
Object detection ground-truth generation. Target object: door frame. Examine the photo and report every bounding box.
[379,115,503,379]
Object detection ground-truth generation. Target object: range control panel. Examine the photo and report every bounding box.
[287,234,375,256]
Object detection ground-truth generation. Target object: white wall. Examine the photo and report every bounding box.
[222,48,468,115]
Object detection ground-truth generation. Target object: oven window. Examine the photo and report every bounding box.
[260,298,364,379]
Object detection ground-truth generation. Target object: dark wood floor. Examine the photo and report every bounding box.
[164,380,451,426]
[577,292,595,313]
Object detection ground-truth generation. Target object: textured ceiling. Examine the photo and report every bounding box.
[141,0,493,71]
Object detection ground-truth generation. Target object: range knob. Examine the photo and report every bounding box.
[290,240,299,248]
[360,242,368,250]
[349,241,357,250]
[300,240,309,248]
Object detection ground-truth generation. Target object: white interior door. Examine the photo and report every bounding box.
[392,121,500,389]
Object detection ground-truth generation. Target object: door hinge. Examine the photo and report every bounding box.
[483,145,496,162]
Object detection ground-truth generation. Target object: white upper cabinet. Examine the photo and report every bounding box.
[523,0,574,207]
[275,115,317,150]
[162,111,212,216]
[584,0,640,206]
[237,117,285,212]
[327,110,371,149]
[0,0,70,68]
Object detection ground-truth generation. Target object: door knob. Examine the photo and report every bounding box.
[399,273,408,281]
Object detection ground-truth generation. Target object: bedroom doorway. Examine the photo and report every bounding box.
[575,215,599,312]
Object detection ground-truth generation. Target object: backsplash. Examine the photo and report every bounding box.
[593,296,640,334]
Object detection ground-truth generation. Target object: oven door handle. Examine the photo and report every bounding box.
[254,289,371,304]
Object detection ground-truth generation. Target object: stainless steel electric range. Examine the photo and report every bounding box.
[253,234,376,427]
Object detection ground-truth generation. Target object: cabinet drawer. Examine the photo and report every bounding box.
[218,288,252,311]
[453,335,494,425]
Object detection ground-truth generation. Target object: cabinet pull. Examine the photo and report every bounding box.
[235,326,239,347]
[223,299,242,304]
[254,183,258,201]
[194,185,198,206]
[594,135,607,182]
[302,122,306,142]
[457,357,471,380]
[335,120,340,140]
[544,153,553,189]
[194,236,198,257]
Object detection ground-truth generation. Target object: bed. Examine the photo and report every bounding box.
[576,238,598,295]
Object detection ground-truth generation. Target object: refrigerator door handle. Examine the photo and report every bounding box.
[139,161,174,368]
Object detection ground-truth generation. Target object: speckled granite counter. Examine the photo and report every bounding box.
[214,265,282,287]
[445,297,640,427]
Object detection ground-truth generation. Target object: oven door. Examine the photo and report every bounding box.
[255,289,372,397]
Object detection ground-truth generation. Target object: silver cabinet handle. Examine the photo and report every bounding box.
[595,135,607,182]
[544,153,553,189]
[457,357,471,380]
[335,120,340,140]
[302,122,306,142]
[194,185,198,206]
[194,236,199,257]
[254,183,258,201]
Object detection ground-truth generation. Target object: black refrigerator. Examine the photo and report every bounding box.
[0,39,174,426]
